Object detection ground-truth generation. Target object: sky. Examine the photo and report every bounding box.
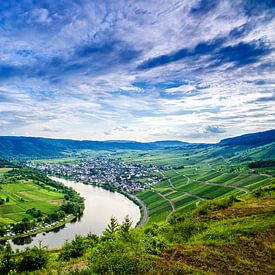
[0,0,274,143]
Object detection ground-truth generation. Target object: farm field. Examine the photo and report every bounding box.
[136,190,172,223]
[134,146,275,223]
[0,179,64,225]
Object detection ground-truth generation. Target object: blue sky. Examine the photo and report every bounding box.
[0,0,274,142]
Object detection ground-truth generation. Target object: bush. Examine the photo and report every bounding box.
[194,196,240,216]
[18,246,49,271]
[0,244,16,274]
[89,239,152,274]
[252,185,275,198]
[59,235,87,261]
[143,234,167,255]
[167,219,206,243]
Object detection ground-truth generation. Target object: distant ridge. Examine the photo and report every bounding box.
[150,140,190,147]
[219,129,275,146]
[0,136,191,158]
[0,129,274,158]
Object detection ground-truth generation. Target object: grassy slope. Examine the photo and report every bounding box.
[156,188,275,274]
[0,168,13,176]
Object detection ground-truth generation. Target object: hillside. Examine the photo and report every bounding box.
[0,136,190,159]
[0,184,274,274]
[0,129,274,159]
[219,129,275,146]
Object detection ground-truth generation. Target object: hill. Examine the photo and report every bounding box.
[0,136,189,159]
[219,129,275,146]
[0,129,274,159]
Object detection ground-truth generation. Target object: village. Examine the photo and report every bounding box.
[28,158,164,193]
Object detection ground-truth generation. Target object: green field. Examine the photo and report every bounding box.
[0,180,64,225]
[0,168,12,176]
[133,144,275,223]
[136,190,172,223]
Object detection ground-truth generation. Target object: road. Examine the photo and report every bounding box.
[154,191,176,221]
[130,194,149,226]
[174,168,250,194]
[150,167,253,222]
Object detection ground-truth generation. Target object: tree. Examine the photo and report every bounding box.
[0,225,6,237]
[59,236,86,261]
[120,216,132,237]
[102,217,119,239]
[0,244,16,274]
[18,244,49,271]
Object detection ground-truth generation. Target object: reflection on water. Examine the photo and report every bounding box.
[8,177,140,251]
[12,236,33,246]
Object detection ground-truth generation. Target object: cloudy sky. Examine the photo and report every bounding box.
[0,0,274,142]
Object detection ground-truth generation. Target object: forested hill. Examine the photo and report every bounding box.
[219,129,275,146]
[0,136,191,158]
[0,129,274,159]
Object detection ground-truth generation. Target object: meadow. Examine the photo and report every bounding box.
[0,170,64,225]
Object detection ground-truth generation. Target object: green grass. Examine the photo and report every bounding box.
[196,170,222,181]
[166,191,183,199]
[0,168,13,175]
[175,200,197,213]
[0,181,64,225]
[31,157,81,163]
[173,195,197,208]
[190,211,275,245]
[229,174,267,187]
[208,173,239,184]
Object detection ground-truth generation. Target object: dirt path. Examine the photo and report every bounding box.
[171,191,208,202]
[153,189,176,221]
[203,181,250,193]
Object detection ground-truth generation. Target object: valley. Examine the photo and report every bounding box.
[0,130,274,274]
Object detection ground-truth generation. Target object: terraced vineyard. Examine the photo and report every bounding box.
[136,190,171,223]
[135,152,275,223]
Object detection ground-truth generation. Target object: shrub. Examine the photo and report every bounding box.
[89,239,152,274]
[59,235,87,261]
[18,246,49,271]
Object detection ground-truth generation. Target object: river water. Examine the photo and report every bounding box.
[7,177,140,251]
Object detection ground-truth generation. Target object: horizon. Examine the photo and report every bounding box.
[0,128,274,144]
[0,1,275,142]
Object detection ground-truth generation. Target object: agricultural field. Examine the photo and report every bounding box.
[0,177,64,225]
[136,190,172,223]
[134,145,275,223]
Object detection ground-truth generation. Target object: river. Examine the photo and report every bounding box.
[7,177,141,251]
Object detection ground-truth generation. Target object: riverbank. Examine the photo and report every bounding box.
[51,174,149,227]
[0,215,76,242]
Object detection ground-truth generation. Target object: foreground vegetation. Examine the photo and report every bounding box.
[0,184,274,274]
